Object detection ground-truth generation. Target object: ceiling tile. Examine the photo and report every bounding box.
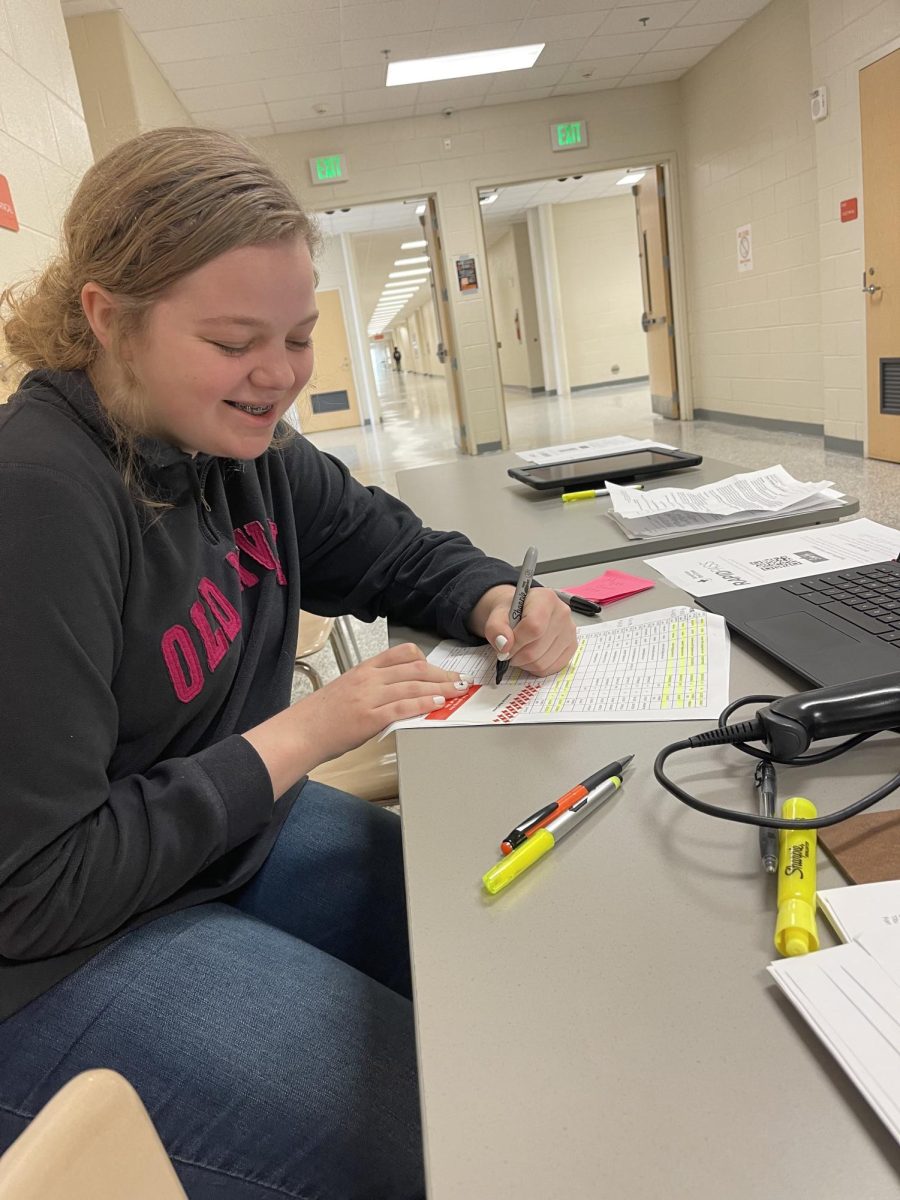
[550,77,623,96]
[680,0,769,23]
[341,32,432,69]
[343,106,417,125]
[344,85,420,113]
[631,45,711,73]
[274,115,346,133]
[526,0,614,15]
[652,21,743,51]
[480,86,555,107]
[193,103,271,128]
[262,71,344,103]
[559,54,642,81]
[576,29,666,59]
[415,95,486,114]
[434,0,527,27]
[341,66,387,92]
[598,2,695,36]
[268,94,344,124]
[516,13,609,42]
[424,23,522,55]
[176,81,265,111]
[487,64,567,92]
[340,1,438,40]
[618,69,683,86]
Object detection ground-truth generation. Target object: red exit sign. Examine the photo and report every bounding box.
[840,197,858,222]
[0,175,19,232]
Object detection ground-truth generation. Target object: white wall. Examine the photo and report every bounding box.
[0,0,93,391]
[553,194,648,389]
[680,0,822,429]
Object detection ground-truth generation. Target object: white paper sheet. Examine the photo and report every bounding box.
[647,518,900,596]
[818,880,900,943]
[516,435,675,465]
[606,465,843,540]
[388,607,730,733]
[768,926,900,1144]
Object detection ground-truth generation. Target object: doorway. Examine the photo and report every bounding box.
[860,46,900,464]
[310,198,464,449]
[476,163,680,444]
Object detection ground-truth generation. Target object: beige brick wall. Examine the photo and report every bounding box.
[680,0,822,429]
[0,0,92,290]
[808,0,900,447]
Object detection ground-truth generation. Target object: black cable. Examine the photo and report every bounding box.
[653,694,900,829]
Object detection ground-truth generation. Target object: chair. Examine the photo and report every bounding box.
[309,732,399,806]
[295,610,336,690]
[0,1069,187,1200]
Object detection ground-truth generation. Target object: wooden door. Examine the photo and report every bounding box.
[295,288,361,433]
[860,47,900,463]
[633,166,679,419]
[421,198,468,451]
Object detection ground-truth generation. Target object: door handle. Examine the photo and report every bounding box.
[862,270,881,295]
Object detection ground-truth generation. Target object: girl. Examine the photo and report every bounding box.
[0,127,575,1198]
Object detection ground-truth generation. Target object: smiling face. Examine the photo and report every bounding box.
[121,237,318,459]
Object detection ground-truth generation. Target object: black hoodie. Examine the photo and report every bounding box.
[0,370,518,1019]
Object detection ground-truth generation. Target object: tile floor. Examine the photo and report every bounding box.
[295,365,900,694]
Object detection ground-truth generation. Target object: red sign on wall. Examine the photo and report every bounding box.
[0,175,19,232]
[840,197,858,223]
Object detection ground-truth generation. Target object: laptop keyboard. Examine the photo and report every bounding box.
[780,561,900,643]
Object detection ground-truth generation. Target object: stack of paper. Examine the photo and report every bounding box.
[768,880,900,1144]
[606,465,845,541]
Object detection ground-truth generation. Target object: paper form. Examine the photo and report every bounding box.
[768,926,900,1144]
[647,518,900,596]
[516,435,675,465]
[388,607,730,732]
[818,881,900,943]
[606,466,844,540]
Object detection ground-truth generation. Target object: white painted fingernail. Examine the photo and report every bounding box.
[496,651,511,662]
[494,635,508,651]
[432,695,445,705]
[454,680,470,691]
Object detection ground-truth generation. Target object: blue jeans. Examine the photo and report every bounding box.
[0,782,424,1199]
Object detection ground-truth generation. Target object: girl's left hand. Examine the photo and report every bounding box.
[468,585,577,678]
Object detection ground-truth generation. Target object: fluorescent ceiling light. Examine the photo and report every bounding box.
[479,192,499,206]
[394,256,430,265]
[389,268,431,278]
[384,280,421,288]
[401,240,427,249]
[415,204,426,216]
[616,170,646,186]
[387,43,544,86]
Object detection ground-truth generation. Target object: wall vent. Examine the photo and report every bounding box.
[880,359,900,415]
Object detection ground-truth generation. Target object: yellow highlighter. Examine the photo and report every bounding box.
[482,774,623,894]
[774,796,820,957]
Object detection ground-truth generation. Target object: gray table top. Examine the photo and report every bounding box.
[396,450,859,572]
[392,565,900,1199]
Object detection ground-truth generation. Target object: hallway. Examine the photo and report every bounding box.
[305,366,900,529]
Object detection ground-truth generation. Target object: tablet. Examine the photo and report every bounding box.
[507,447,702,491]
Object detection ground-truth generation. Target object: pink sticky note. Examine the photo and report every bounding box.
[564,569,654,604]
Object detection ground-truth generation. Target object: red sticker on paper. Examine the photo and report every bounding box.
[0,176,19,232]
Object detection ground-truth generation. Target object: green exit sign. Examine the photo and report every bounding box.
[550,120,588,152]
[308,154,349,185]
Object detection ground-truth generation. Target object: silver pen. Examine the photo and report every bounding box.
[755,761,778,874]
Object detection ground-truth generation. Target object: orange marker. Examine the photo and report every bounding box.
[499,756,634,854]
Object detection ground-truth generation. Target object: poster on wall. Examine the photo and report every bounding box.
[454,254,480,296]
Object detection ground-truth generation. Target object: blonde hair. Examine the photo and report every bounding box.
[1,126,318,494]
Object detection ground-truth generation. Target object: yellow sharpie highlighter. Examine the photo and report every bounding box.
[774,796,819,957]
[483,775,622,894]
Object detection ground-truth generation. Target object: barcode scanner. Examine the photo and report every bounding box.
[654,672,900,830]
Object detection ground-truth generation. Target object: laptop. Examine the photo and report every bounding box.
[698,556,900,686]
